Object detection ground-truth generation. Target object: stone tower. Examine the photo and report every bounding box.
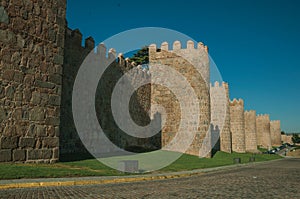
[230,99,245,153]
[244,110,258,152]
[0,0,66,162]
[256,114,272,149]
[149,41,211,157]
[270,120,281,146]
[210,82,231,153]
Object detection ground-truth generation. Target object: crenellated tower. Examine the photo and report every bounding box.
[149,40,211,157]
[230,99,245,153]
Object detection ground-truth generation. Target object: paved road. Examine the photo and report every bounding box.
[0,158,299,199]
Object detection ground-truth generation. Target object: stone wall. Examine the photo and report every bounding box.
[61,33,160,155]
[230,99,245,153]
[256,114,272,149]
[0,0,66,163]
[270,120,281,146]
[60,28,94,154]
[244,110,258,152]
[281,134,292,144]
[210,82,231,153]
[149,41,211,157]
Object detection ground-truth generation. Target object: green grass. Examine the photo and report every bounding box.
[160,151,281,172]
[0,151,282,180]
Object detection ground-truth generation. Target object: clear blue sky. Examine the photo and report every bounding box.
[66,0,300,133]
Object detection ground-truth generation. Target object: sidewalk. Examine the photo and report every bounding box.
[0,158,284,190]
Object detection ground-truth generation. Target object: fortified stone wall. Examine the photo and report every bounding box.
[149,41,211,157]
[0,1,285,163]
[210,81,231,153]
[270,120,281,146]
[230,99,245,153]
[61,31,160,155]
[256,114,272,149]
[244,110,258,152]
[0,0,66,163]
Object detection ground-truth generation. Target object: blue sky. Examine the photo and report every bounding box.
[66,0,300,133]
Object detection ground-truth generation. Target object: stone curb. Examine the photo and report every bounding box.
[0,158,284,190]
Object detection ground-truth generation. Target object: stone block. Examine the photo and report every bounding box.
[29,107,45,121]
[0,150,11,162]
[0,6,9,24]
[2,70,15,81]
[27,149,52,160]
[5,85,15,99]
[0,107,6,122]
[0,136,18,149]
[35,125,46,137]
[31,92,41,105]
[49,95,61,106]
[13,149,26,161]
[45,117,60,125]
[53,54,64,65]
[42,137,59,148]
[49,74,62,85]
[53,147,59,159]
[19,137,35,148]
[34,80,55,89]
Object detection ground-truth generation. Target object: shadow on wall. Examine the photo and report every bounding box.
[211,124,220,157]
[60,29,162,161]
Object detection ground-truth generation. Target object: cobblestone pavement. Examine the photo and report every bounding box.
[0,158,299,199]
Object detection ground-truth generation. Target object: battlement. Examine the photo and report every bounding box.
[66,28,95,51]
[210,81,229,88]
[257,114,270,119]
[270,120,280,124]
[93,43,151,78]
[149,40,208,53]
[230,98,244,106]
[245,110,256,114]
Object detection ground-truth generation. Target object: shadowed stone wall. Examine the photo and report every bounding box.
[61,31,161,155]
[0,0,66,163]
[230,99,245,153]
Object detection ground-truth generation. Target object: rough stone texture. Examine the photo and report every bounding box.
[149,41,211,157]
[13,149,26,161]
[256,114,272,149]
[210,82,231,153]
[0,0,66,163]
[270,120,281,146]
[230,99,245,153]
[19,137,35,148]
[0,6,9,24]
[27,149,52,160]
[244,110,258,152]
[0,136,18,149]
[0,149,11,162]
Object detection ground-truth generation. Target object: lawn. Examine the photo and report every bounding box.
[0,151,282,180]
